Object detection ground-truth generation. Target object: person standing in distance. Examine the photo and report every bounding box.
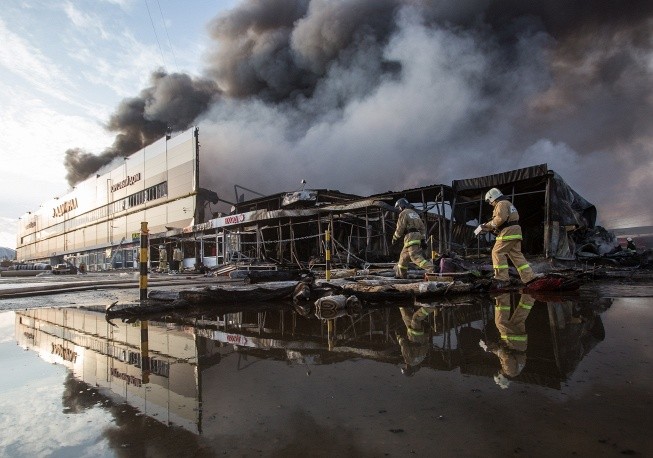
[481,188,540,289]
[626,237,636,251]
[391,198,434,279]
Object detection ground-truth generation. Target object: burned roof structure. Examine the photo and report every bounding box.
[214,185,454,269]
[175,164,598,270]
[451,164,597,259]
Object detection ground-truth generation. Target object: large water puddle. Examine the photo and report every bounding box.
[1,291,652,457]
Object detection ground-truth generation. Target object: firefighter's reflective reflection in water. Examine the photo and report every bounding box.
[484,292,534,389]
[397,305,437,376]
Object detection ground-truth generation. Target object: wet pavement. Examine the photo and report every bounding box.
[0,271,223,299]
[0,280,652,457]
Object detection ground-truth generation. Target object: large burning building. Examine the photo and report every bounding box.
[15,127,218,270]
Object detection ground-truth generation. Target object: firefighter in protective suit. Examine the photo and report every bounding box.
[158,245,168,272]
[486,292,534,388]
[392,198,434,279]
[481,188,538,289]
[626,237,636,251]
[172,245,183,273]
[397,306,433,376]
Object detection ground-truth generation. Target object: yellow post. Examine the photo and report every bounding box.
[139,222,149,302]
[430,235,439,275]
[430,235,437,261]
[325,229,331,281]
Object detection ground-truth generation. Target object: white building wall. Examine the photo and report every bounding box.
[16,127,200,262]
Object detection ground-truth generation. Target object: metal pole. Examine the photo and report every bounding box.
[328,319,334,351]
[430,235,438,262]
[140,320,150,384]
[325,228,332,281]
[448,195,456,255]
[544,174,551,258]
[381,210,388,256]
[317,213,323,257]
[365,210,370,260]
[139,221,149,302]
[439,186,445,254]
[477,195,483,258]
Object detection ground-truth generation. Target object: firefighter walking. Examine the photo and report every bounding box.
[397,306,434,376]
[486,292,534,388]
[481,188,539,289]
[392,198,434,279]
[158,245,168,273]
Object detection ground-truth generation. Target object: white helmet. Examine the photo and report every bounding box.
[627,237,633,242]
[395,198,410,210]
[494,372,511,389]
[485,188,503,204]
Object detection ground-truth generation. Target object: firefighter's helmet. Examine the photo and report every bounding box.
[493,373,511,389]
[401,364,419,377]
[484,188,503,204]
[395,198,410,210]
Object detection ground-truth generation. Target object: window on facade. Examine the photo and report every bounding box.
[26,181,168,245]
[122,182,167,209]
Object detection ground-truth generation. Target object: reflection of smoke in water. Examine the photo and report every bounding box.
[63,0,653,228]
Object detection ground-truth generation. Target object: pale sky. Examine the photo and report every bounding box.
[1,1,652,251]
[0,0,233,248]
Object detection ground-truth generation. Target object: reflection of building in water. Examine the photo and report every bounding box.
[15,307,204,433]
[15,295,610,434]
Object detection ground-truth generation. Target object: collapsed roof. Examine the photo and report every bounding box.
[451,164,597,257]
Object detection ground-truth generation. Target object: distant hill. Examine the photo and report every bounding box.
[0,247,16,260]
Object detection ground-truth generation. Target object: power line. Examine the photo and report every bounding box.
[144,0,167,70]
[156,0,180,73]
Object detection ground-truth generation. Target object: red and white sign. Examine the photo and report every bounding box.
[224,214,246,225]
[226,334,248,345]
[213,331,252,347]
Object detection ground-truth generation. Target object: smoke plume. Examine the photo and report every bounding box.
[65,0,653,228]
[64,70,218,185]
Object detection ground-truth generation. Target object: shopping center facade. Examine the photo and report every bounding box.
[15,127,218,271]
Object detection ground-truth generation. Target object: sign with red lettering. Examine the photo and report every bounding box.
[224,214,245,225]
[226,334,248,345]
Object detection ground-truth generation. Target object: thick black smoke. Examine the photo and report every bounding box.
[64,70,218,185]
[64,0,653,228]
[204,0,400,100]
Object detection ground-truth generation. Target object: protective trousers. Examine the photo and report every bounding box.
[492,227,535,283]
[396,242,434,279]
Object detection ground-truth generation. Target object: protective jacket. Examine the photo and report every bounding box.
[487,197,520,238]
[173,248,183,261]
[485,197,535,283]
[392,208,426,247]
[159,248,168,271]
[392,208,433,278]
